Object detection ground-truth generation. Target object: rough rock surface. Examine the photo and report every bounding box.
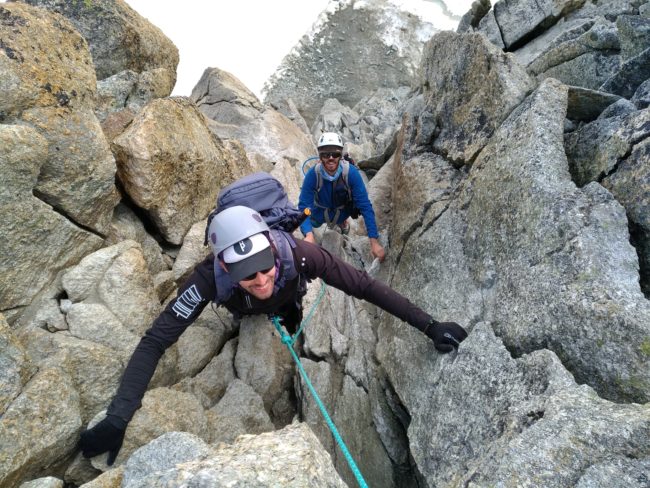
[263,0,437,126]
[123,422,347,488]
[19,0,179,86]
[112,97,246,245]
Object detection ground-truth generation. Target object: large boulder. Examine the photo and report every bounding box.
[0,2,96,119]
[112,97,250,245]
[122,422,347,488]
[379,321,650,487]
[0,124,103,317]
[418,31,535,164]
[486,0,588,50]
[19,0,179,87]
[234,315,295,427]
[0,366,82,488]
[19,105,119,234]
[392,77,650,403]
[191,67,313,185]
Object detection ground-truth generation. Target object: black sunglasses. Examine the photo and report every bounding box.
[241,266,274,282]
[319,151,342,159]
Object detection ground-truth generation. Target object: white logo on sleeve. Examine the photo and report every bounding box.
[171,285,203,319]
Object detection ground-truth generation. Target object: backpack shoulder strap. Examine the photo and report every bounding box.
[313,163,324,207]
[340,160,352,200]
[314,163,324,192]
[268,229,298,290]
[214,261,235,304]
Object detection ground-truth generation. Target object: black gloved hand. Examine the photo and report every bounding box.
[423,320,468,352]
[79,415,127,466]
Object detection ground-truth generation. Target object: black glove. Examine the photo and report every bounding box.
[79,415,127,466]
[423,320,468,352]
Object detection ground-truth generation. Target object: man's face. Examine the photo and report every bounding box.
[319,145,342,176]
[237,265,276,300]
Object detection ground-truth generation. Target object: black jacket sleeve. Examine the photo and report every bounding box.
[107,255,216,422]
[293,239,432,331]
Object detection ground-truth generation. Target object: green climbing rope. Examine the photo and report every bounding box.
[271,280,369,488]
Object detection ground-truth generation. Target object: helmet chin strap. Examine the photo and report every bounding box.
[319,162,343,182]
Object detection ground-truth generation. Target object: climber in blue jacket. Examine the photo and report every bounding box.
[298,132,386,262]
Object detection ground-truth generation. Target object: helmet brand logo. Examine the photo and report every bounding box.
[234,238,252,255]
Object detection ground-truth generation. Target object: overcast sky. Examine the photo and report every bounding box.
[124,0,474,98]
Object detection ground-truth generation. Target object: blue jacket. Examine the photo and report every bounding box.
[298,163,379,238]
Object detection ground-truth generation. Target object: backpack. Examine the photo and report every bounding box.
[313,160,360,224]
[204,172,307,246]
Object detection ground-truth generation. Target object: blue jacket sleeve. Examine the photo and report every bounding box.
[348,166,379,238]
[298,169,317,235]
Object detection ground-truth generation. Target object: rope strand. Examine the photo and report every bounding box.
[271,280,369,488]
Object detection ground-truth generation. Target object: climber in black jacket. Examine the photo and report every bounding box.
[78,205,467,465]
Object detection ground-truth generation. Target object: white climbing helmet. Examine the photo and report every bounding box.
[317,132,343,149]
[207,205,270,256]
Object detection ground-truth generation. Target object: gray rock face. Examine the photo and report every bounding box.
[381,322,650,487]
[208,379,274,444]
[0,3,96,120]
[191,67,314,175]
[487,0,588,50]
[19,105,119,234]
[631,78,650,108]
[565,108,650,186]
[567,86,622,121]
[527,19,621,90]
[105,203,169,277]
[419,31,535,163]
[0,366,82,488]
[472,0,650,100]
[234,315,295,427]
[263,0,436,127]
[61,240,160,338]
[0,314,33,414]
[575,457,650,488]
[121,432,210,488]
[602,137,650,296]
[20,0,179,85]
[0,124,103,314]
[129,422,347,488]
[172,338,237,410]
[600,46,650,97]
[465,79,650,403]
[112,97,242,245]
[393,78,650,407]
[95,68,175,123]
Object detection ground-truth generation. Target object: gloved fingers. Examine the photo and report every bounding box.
[80,430,105,458]
[439,322,468,343]
[434,342,455,353]
[456,325,469,341]
[107,447,121,466]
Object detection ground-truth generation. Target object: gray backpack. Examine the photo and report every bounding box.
[204,172,307,245]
